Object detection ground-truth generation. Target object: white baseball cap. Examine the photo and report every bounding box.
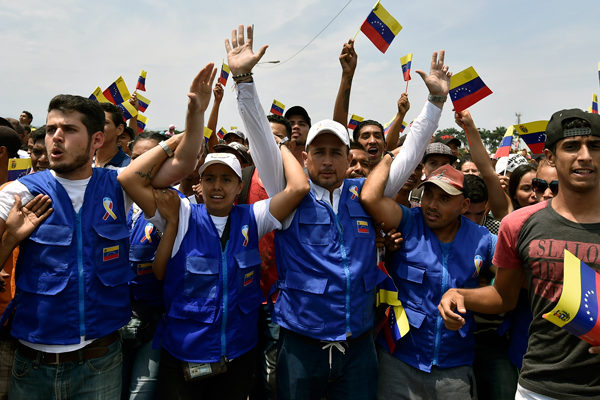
[305,119,350,150]
[198,153,242,179]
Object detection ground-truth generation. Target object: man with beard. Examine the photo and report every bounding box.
[0,63,215,399]
[346,142,371,179]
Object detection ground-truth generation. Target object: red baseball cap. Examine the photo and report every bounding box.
[418,164,464,195]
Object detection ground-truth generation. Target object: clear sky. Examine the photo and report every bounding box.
[2,0,599,136]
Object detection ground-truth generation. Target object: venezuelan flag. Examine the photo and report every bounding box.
[514,120,548,154]
[117,101,138,121]
[270,99,285,116]
[449,67,493,112]
[592,94,598,114]
[204,127,213,139]
[103,77,131,105]
[218,62,230,86]
[7,158,31,181]
[103,245,120,262]
[544,250,600,346]
[136,93,151,113]
[360,1,402,54]
[493,126,514,158]
[137,114,148,133]
[217,127,227,140]
[89,87,111,104]
[400,53,412,81]
[136,70,147,91]
[348,114,364,130]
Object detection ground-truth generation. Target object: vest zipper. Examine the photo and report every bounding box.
[433,246,450,365]
[220,241,229,357]
[333,214,352,336]
[76,211,86,338]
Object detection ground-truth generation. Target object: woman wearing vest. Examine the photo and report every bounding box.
[133,145,308,399]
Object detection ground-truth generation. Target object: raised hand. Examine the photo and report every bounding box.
[4,194,53,245]
[415,50,452,97]
[225,24,268,75]
[213,83,224,103]
[397,93,410,115]
[129,92,140,110]
[188,63,217,114]
[339,39,357,76]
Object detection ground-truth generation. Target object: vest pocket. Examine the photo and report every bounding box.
[184,256,220,299]
[298,208,332,246]
[346,202,373,239]
[235,249,262,291]
[396,263,426,306]
[167,297,217,324]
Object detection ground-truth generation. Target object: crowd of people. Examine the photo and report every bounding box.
[0,23,599,400]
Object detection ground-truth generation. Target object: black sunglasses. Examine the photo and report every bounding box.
[532,178,559,196]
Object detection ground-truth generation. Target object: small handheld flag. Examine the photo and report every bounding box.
[136,93,151,113]
[592,94,598,114]
[359,1,402,54]
[217,127,227,140]
[136,70,147,91]
[348,114,364,130]
[103,77,131,105]
[204,127,213,140]
[218,62,230,86]
[270,99,285,116]
[449,67,493,112]
[494,126,514,159]
[543,250,600,346]
[89,87,111,104]
[117,101,138,121]
[136,114,148,133]
[514,121,548,155]
[400,53,413,81]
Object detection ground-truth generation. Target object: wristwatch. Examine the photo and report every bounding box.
[278,137,290,148]
[158,140,174,158]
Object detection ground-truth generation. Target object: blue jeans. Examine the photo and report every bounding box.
[9,338,122,400]
[276,328,378,400]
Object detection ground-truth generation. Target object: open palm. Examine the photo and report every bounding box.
[225,25,268,75]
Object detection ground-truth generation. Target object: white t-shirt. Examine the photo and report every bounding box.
[0,169,132,353]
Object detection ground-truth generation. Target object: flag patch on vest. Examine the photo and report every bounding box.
[137,262,153,275]
[244,271,254,286]
[241,225,249,247]
[349,185,359,200]
[103,245,120,262]
[473,255,483,277]
[357,220,369,234]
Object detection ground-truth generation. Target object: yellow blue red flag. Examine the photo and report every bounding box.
[103,77,131,105]
[494,126,514,159]
[400,53,413,81]
[136,70,147,91]
[218,62,230,86]
[136,114,148,133]
[117,101,138,120]
[270,99,285,116]
[514,121,548,155]
[217,127,227,140]
[89,87,111,104]
[592,94,598,114]
[136,93,151,113]
[543,250,600,346]
[348,114,364,130]
[449,67,492,112]
[360,1,402,54]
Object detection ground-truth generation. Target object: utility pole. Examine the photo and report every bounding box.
[515,112,522,125]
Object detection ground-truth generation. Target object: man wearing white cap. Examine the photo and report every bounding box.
[226,24,452,399]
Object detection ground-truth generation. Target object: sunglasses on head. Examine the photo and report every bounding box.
[532,178,559,196]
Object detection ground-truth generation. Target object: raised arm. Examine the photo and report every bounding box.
[128,93,139,133]
[455,110,510,220]
[361,154,404,231]
[207,83,224,152]
[151,188,180,280]
[385,93,410,151]
[332,39,357,126]
[384,51,451,197]
[152,63,216,187]
[119,63,215,216]
[227,24,285,196]
[268,145,310,222]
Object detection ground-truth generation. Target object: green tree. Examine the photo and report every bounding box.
[434,126,509,153]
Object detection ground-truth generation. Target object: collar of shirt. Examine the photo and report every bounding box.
[310,180,345,214]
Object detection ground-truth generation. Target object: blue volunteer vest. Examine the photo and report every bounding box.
[274,179,385,341]
[127,207,163,309]
[157,203,263,363]
[386,206,493,372]
[14,169,133,344]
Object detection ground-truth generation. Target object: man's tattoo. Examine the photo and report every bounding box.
[135,165,156,181]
